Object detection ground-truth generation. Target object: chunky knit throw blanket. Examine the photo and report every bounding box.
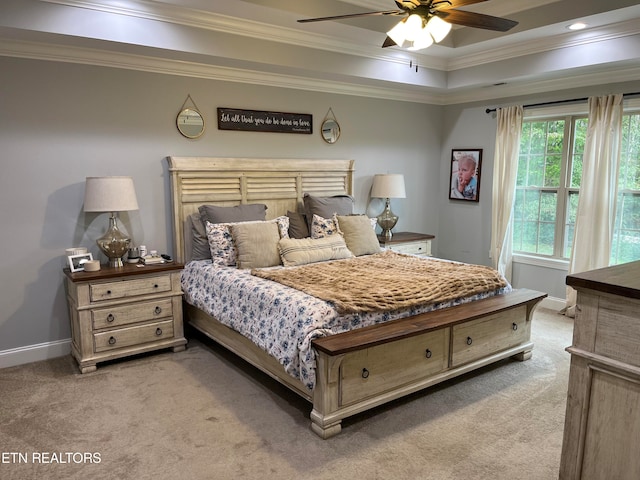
[252,250,508,314]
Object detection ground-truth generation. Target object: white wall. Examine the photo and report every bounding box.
[0,56,442,358]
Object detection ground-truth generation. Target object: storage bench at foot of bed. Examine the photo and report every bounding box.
[309,288,546,439]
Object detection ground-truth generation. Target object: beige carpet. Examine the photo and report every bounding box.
[0,308,572,480]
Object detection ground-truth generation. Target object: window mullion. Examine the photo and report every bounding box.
[554,116,573,258]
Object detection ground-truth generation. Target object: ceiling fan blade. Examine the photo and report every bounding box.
[434,0,488,10]
[298,10,404,23]
[382,36,398,48]
[437,10,518,32]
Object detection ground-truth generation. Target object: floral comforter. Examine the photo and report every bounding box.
[181,258,512,391]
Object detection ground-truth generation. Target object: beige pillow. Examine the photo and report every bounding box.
[231,221,281,269]
[278,236,353,267]
[335,215,382,256]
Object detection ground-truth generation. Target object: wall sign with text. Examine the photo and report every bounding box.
[217,108,312,134]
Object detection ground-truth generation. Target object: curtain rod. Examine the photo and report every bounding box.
[485,91,640,114]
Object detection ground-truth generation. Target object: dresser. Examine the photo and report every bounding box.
[559,261,640,480]
[64,262,187,373]
[378,232,435,257]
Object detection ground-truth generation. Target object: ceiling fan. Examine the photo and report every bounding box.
[298,0,518,50]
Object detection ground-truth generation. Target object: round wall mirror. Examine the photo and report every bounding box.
[176,108,205,139]
[321,118,341,144]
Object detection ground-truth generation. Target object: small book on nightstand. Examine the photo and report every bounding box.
[140,255,164,265]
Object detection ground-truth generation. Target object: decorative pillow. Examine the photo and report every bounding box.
[287,211,309,239]
[310,214,339,239]
[303,193,353,230]
[278,236,353,267]
[198,203,267,225]
[205,221,237,266]
[231,221,281,269]
[188,212,211,261]
[335,214,382,256]
[205,216,289,266]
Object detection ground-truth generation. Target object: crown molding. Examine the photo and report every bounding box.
[448,18,640,71]
[39,0,447,70]
[0,38,444,104]
[445,63,640,105]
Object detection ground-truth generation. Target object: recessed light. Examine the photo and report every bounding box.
[568,22,587,31]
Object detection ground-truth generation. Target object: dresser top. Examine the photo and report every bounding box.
[566,261,640,299]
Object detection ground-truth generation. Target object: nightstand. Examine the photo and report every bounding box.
[378,232,435,257]
[64,262,187,373]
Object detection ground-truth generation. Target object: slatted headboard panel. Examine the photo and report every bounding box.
[167,157,355,263]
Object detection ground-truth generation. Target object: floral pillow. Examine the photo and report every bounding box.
[310,214,339,239]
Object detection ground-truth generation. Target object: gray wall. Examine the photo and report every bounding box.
[437,80,640,302]
[1,54,638,359]
[0,56,442,353]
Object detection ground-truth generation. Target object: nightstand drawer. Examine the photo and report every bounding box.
[90,274,172,302]
[91,298,173,330]
[388,240,431,256]
[93,319,175,353]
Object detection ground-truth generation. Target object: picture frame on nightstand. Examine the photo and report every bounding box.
[68,253,93,272]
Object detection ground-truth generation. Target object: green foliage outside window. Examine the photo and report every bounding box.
[514,111,640,265]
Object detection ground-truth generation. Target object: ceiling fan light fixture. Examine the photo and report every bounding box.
[426,15,451,43]
[408,27,433,50]
[387,18,409,46]
[404,14,424,41]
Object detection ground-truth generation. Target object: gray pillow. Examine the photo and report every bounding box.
[198,203,267,225]
[188,212,211,261]
[287,211,309,239]
[303,194,353,230]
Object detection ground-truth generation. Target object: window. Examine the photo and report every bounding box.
[513,105,640,265]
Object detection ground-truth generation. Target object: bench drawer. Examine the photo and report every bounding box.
[451,305,528,367]
[340,328,449,406]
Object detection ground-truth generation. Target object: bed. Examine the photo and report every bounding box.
[168,156,546,438]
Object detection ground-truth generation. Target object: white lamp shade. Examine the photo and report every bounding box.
[371,174,406,199]
[427,16,452,43]
[408,26,434,50]
[84,176,139,212]
[387,18,409,46]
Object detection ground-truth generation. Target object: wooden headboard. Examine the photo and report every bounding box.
[167,157,355,263]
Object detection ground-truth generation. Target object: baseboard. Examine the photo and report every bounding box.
[0,339,71,369]
[539,296,565,312]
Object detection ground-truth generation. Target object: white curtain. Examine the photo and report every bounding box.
[491,105,523,282]
[565,94,623,316]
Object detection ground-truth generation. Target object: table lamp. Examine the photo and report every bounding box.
[371,173,406,240]
[84,176,139,267]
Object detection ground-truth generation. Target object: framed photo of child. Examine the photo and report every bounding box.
[449,149,482,202]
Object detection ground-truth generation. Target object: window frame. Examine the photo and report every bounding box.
[513,98,640,268]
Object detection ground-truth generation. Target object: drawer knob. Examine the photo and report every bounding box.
[425,348,432,359]
[108,336,116,345]
[466,336,473,346]
[107,313,115,323]
[154,306,162,315]
[361,368,369,379]
[512,322,518,331]
[106,290,112,295]
[155,327,163,336]
[154,284,159,289]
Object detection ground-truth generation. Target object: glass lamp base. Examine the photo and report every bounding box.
[97,214,131,268]
[377,198,398,240]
